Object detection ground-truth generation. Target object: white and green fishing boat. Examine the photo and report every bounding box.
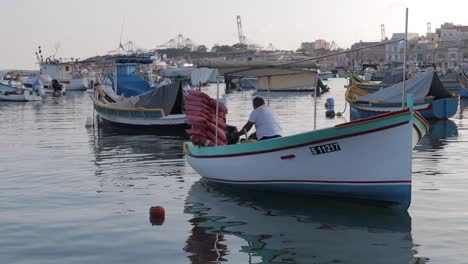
[184,107,428,209]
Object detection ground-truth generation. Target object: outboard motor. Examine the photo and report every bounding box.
[51,79,63,97]
[224,125,239,145]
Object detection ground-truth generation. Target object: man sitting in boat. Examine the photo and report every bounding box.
[232,96,283,141]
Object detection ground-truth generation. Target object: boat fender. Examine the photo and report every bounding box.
[185,93,210,104]
[208,98,229,114]
[149,206,165,226]
[185,110,209,120]
[185,104,210,114]
[207,123,228,141]
[188,90,211,100]
[185,99,210,109]
[206,130,227,144]
[186,115,209,126]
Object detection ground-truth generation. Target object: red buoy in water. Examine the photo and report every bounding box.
[149,206,165,226]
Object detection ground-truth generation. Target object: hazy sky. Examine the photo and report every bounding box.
[1,0,467,70]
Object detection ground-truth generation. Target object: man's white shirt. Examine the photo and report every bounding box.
[248,105,283,139]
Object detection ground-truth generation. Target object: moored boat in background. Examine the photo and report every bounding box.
[346,70,458,120]
[0,82,45,101]
[91,56,187,128]
[459,70,468,97]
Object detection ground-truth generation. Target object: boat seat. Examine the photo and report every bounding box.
[240,139,257,144]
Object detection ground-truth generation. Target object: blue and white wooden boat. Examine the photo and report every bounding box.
[459,70,468,98]
[184,107,428,209]
[346,70,458,120]
[91,56,186,127]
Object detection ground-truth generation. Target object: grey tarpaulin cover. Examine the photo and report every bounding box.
[111,81,181,115]
[359,70,452,104]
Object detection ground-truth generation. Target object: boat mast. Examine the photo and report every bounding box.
[215,80,220,146]
[314,70,318,130]
[402,8,408,107]
[114,63,118,94]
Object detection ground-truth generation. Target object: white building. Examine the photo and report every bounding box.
[385,33,419,64]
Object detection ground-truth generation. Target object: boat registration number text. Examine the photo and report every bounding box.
[310,142,341,155]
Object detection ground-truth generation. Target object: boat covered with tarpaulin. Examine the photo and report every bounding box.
[346,70,458,120]
[91,56,186,127]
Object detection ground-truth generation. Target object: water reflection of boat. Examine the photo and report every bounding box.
[184,181,420,264]
[414,119,458,152]
[428,119,458,140]
[460,98,468,118]
[90,127,186,163]
[88,125,188,192]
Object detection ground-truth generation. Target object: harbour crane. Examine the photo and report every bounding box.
[236,15,246,45]
[156,34,198,50]
[235,15,262,50]
[381,24,386,41]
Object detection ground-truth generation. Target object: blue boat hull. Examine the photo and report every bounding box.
[350,98,458,121]
[460,87,468,98]
[210,181,411,209]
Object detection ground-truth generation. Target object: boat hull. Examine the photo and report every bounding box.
[64,78,88,91]
[350,98,458,120]
[459,71,468,97]
[460,87,468,98]
[95,107,186,126]
[0,84,43,101]
[185,110,428,209]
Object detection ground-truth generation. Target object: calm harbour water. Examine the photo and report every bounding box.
[1,78,467,263]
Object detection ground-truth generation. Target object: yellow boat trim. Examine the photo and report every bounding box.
[345,85,368,102]
[91,96,166,116]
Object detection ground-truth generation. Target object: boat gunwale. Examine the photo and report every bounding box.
[185,109,419,158]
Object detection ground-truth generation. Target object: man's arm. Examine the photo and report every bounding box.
[240,121,254,136]
[233,121,254,138]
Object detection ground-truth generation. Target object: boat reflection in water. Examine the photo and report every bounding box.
[414,119,458,152]
[88,125,187,187]
[184,181,423,264]
[460,98,468,119]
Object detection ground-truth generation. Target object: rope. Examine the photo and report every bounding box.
[336,101,347,117]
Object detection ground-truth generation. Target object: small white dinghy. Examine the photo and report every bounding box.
[0,83,45,102]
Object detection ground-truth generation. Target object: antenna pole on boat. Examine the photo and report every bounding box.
[114,63,118,94]
[149,63,154,86]
[313,70,319,130]
[215,80,220,146]
[267,76,271,106]
[402,8,408,107]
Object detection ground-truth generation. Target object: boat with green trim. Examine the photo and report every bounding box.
[349,73,392,92]
[184,106,428,210]
[91,56,186,127]
[346,70,458,121]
